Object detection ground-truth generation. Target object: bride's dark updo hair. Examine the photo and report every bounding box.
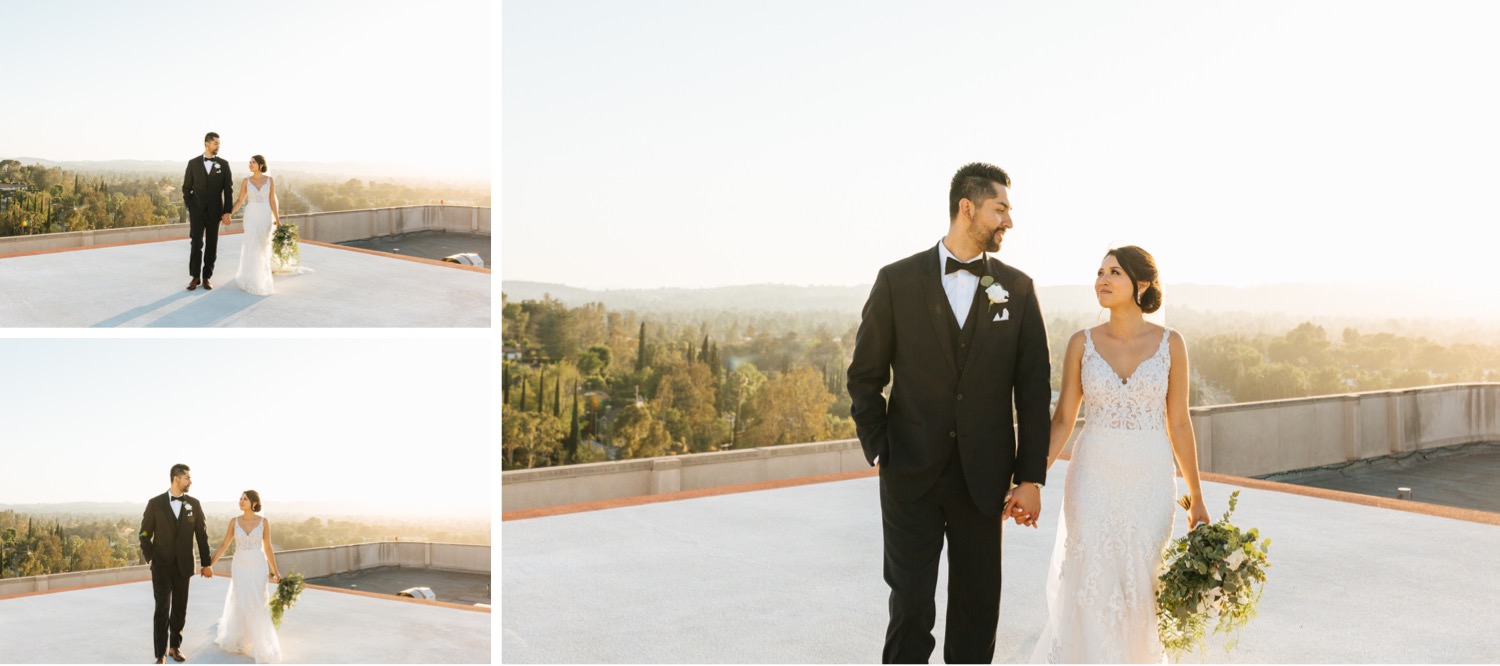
[251,155,268,173]
[243,490,262,513]
[1105,245,1163,314]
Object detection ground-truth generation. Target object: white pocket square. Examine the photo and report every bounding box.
[993,309,1009,322]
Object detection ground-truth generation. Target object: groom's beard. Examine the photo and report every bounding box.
[970,224,1001,253]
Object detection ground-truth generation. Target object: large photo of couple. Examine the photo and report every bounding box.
[141,465,286,664]
[0,1,492,328]
[0,338,493,664]
[501,1,1500,663]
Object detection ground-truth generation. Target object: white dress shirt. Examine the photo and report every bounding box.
[169,494,184,518]
[204,156,215,174]
[936,240,985,329]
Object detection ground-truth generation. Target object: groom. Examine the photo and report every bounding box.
[140,464,213,664]
[847,162,1051,663]
[181,132,234,290]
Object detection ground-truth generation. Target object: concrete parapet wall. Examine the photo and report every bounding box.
[0,206,489,255]
[0,542,489,597]
[502,439,870,512]
[503,384,1500,511]
[1188,383,1500,477]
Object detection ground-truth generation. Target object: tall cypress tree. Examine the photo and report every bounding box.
[568,381,580,461]
[699,335,710,363]
[635,322,647,372]
[553,375,562,418]
[519,376,527,410]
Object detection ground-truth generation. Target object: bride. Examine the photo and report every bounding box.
[227,155,279,295]
[208,490,283,663]
[1028,246,1212,663]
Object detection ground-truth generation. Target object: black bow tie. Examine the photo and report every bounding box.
[170,495,184,502]
[203,157,214,162]
[945,257,985,277]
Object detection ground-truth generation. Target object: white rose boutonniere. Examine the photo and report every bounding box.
[984,282,1008,305]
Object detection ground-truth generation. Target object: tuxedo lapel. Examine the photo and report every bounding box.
[960,256,1016,379]
[920,247,958,377]
[156,494,177,542]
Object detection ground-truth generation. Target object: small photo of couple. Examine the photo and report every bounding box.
[0,1,491,328]
[0,339,493,664]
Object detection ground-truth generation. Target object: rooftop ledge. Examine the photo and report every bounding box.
[1,542,491,663]
[0,205,490,327]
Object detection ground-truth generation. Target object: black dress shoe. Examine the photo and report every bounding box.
[168,647,185,662]
[187,277,200,291]
[202,278,214,290]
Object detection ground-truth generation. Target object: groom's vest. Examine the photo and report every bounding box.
[946,279,985,372]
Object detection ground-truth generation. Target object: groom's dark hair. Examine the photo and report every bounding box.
[204,132,219,143]
[170,463,190,480]
[949,162,1011,221]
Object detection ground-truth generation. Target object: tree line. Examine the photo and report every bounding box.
[0,160,488,238]
[503,295,1500,469]
[0,510,489,578]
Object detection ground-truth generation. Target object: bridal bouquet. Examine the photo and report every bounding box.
[272,222,300,271]
[1157,490,1271,656]
[269,572,306,629]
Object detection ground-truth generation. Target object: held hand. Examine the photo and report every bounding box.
[201,567,214,578]
[270,572,280,584]
[220,214,232,226]
[1008,483,1042,528]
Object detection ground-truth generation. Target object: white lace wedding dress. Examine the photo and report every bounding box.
[1031,327,1177,663]
[234,177,276,295]
[214,519,282,663]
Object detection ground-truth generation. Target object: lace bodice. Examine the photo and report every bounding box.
[245,178,271,207]
[234,518,264,557]
[1080,327,1172,431]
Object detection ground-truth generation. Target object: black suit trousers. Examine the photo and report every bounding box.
[881,453,1003,664]
[188,210,220,279]
[151,560,190,657]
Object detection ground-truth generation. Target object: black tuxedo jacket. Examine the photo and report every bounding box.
[182,156,234,218]
[847,245,1051,515]
[139,493,212,577]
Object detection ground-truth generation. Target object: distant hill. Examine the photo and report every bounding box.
[502,280,1488,322]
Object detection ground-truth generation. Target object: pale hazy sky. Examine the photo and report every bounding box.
[502,1,1500,304]
[2,1,490,179]
[0,338,490,516]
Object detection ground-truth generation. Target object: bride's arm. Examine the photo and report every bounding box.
[209,521,235,567]
[269,178,280,225]
[261,518,281,582]
[228,178,248,218]
[1046,331,1086,471]
[1165,330,1211,526]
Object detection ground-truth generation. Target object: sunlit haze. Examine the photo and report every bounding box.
[0,339,490,518]
[503,1,1500,311]
[2,1,490,181]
